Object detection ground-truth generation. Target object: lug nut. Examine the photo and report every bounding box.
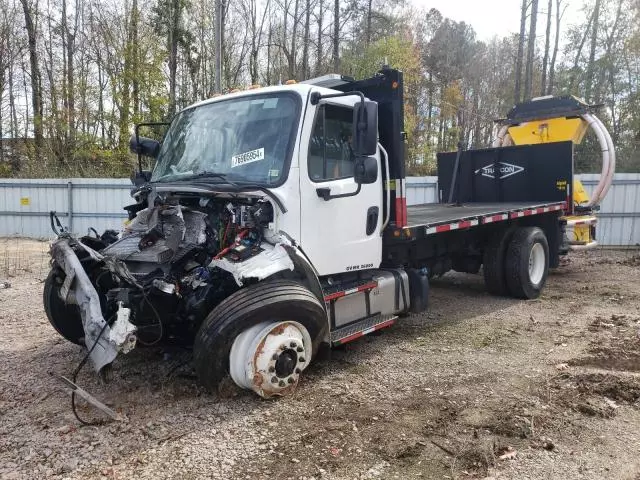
[279,380,286,387]
[271,376,278,384]
[295,368,301,374]
[290,341,297,348]
[268,366,275,373]
[296,347,303,352]
[271,353,278,360]
[298,357,305,363]
[288,377,294,384]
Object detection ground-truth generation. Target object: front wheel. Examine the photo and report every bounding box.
[193,280,326,398]
[505,227,549,299]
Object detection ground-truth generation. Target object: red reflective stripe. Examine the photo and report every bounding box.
[394,197,406,227]
[335,318,396,345]
[458,220,472,229]
[324,281,378,301]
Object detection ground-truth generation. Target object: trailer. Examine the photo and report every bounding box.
[44,66,612,405]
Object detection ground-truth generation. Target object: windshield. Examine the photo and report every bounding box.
[151,93,301,185]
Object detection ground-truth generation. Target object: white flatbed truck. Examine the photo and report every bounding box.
[44,67,605,401]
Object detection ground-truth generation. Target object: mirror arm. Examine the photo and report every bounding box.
[133,121,172,172]
[316,183,362,201]
[310,91,366,133]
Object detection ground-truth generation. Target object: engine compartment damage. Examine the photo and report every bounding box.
[47,188,306,378]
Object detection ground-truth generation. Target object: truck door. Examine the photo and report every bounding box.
[299,98,383,276]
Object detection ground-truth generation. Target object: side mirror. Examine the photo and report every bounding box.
[353,100,378,156]
[129,135,161,158]
[354,156,378,184]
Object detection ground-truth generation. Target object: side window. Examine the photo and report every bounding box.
[308,104,355,182]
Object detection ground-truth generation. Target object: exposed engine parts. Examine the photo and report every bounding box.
[47,193,279,377]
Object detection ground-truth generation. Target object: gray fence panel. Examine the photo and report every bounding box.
[0,178,131,238]
[1,175,638,245]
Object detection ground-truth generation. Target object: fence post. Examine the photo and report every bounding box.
[67,180,74,234]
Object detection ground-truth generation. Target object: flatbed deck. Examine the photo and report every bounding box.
[405,201,566,235]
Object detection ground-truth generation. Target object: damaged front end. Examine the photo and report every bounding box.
[45,188,306,377]
[50,237,138,373]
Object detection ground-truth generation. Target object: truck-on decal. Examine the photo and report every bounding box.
[232,147,265,168]
[475,162,524,180]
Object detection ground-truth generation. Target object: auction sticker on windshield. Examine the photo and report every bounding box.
[231,148,265,168]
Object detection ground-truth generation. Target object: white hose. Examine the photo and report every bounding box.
[492,125,509,148]
[492,113,615,207]
[378,142,391,230]
[590,114,616,204]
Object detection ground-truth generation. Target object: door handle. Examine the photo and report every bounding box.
[366,206,379,235]
[316,184,362,201]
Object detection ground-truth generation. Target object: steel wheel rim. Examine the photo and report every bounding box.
[229,321,312,398]
[528,242,545,285]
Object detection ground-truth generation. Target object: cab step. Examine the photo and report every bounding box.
[330,313,397,346]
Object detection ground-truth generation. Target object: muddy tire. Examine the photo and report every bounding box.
[483,228,515,296]
[193,280,326,391]
[43,266,85,345]
[505,227,549,299]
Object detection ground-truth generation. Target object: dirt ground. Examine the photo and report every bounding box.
[1,238,640,480]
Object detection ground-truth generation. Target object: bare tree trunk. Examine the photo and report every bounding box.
[97,61,106,145]
[316,0,323,74]
[66,0,78,144]
[332,0,339,71]
[302,0,310,79]
[547,0,563,94]
[61,0,68,140]
[21,56,30,138]
[266,15,272,84]
[45,0,60,147]
[540,0,552,95]
[366,0,372,45]
[427,71,433,139]
[584,0,600,102]
[514,0,527,103]
[20,0,43,152]
[523,0,538,100]
[168,0,180,115]
[132,0,139,119]
[7,37,18,138]
[290,0,300,79]
[249,0,258,84]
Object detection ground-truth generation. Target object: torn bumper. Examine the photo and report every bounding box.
[50,237,136,372]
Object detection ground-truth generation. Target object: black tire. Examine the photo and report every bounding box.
[43,267,85,345]
[193,280,327,390]
[482,228,515,296]
[504,227,549,299]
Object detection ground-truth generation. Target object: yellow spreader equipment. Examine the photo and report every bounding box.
[493,96,615,250]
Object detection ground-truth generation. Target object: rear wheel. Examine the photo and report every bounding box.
[193,280,326,397]
[482,228,514,296]
[504,227,549,299]
[43,266,84,345]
